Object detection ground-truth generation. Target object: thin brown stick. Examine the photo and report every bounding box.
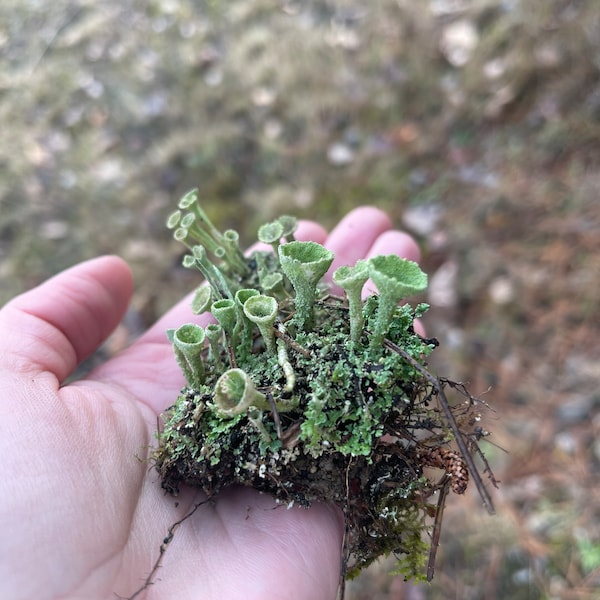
[427,478,450,581]
[274,322,312,357]
[383,338,495,514]
[121,498,209,600]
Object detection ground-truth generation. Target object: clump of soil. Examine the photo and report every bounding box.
[153,190,496,587]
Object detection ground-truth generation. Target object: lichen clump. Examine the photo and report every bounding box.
[155,189,491,582]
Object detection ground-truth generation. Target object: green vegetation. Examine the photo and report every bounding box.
[154,191,489,586]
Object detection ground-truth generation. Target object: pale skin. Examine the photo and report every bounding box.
[0,206,421,600]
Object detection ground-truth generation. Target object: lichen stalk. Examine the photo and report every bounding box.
[192,245,232,299]
[166,324,206,388]
[332,260,369,344]
[211,298,238,359]
[276,337,296,393]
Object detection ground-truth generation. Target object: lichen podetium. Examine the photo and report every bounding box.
[154,189,496,589]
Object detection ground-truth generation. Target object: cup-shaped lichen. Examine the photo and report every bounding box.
[212,368,269,417]
[258,221,285,255]
[278,241,334,331]
[154,195,496,593]
[260,272,285,298]
[277,215,297,240]
[332,259,369,343]
[368,255,428,347]
[166,323,206,388]
[205,323,224,370]
[234,288,260,357]
[191,285,212,315]
[211,298,238,349]
[243,294,279,354]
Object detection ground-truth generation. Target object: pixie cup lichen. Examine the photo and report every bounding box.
[212,368,270,417]
[278,240,334,331]
[191,285,212,315]
[166,323,206,388]
[367,255,428,348]
[234,288,260,356]
[243,294,279,354]
[332,259,369,344]
[258,220,285,255]
[211,298,237,349]
[152,190,496,595]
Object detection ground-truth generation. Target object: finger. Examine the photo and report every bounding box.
[325,206,393,276]
[366,230,421,264]
[0,256,133,383]
[294,220,328,244]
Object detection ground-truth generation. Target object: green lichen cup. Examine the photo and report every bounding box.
[278,241,334,331]
[243,294,279,353]
[368,255,428,347]
[213,368,269,417]
[166,323,206,388]
[332,259,369,344]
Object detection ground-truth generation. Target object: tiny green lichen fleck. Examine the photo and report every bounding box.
[154,189,496,591]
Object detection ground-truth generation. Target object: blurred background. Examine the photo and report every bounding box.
[1,1,599,598]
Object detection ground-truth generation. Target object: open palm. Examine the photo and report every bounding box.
[0,207,420,600]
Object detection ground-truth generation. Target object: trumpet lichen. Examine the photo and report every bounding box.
[154,189,496,590]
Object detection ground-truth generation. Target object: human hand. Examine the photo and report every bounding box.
[0,206,420,600]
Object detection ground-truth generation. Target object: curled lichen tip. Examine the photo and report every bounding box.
[277,215,298,240]
[213,368,269,417]
[177,188,199,210]
[191,285,212,315]
[261,272,285,297]
[235,288,260,307]
[166,210,182,229]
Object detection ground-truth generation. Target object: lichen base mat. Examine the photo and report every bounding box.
[153,189,497,586]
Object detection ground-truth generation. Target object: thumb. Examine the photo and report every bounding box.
[0,256,133,383]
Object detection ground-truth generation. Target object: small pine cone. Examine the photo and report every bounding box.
[416,446,469,495]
